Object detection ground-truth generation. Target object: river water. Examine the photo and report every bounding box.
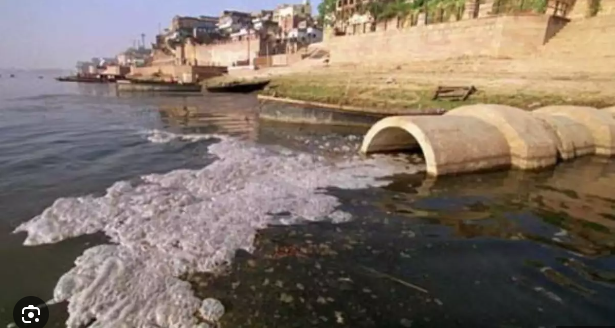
[0,73,614,327]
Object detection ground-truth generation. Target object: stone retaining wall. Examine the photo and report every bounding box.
[130,65,227,81]
[185,38,263,67]
[326,15,554,64]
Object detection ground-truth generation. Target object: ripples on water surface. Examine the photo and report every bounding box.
[0,74,614,327]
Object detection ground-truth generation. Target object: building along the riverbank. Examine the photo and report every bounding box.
[127,1,323,83]
[254,0,615,112]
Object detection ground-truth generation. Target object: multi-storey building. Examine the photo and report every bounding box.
[275,0,313,35]
[218,10,253,34]
[171,16,218,32]
[335,0,385,35]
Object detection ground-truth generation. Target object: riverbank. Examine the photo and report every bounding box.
[212,56,615,113]
[259,65,615,113]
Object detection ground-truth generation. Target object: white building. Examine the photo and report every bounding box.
[273,0,312,22]
[287,26,323,43]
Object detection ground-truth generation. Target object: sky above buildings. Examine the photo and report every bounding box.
[0,0,322,69]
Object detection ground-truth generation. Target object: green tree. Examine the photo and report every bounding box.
[318,0,337,26]
[369,0,413,21]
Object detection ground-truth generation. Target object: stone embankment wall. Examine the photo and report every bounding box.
[185,38,263,67]
[541,13,615,59]
[361,105,615,177]
[130,65,227,81]
[326,0,615,64]
[326,15,556,63]
[253,53,305,68]
[567,0,615,19]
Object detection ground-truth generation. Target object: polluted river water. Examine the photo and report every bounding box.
[0,77,614,327]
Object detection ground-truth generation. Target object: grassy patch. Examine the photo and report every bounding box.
[524,259,545,268]
[537,210,567,228]
[203,75,270,88]
[259,72,614,114]
[581,221,610,233]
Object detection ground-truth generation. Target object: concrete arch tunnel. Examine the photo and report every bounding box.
[360,115,511,176]
[534,106,615,156]
[361,104,615,177]
[445,104,558,170]
[531,112,594,160]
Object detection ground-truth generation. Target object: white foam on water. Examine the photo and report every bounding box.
[15,135,424,328]
[143,129,214,144]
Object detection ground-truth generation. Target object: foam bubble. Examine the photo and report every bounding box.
[143,129,215,144]
[15,136,424,327]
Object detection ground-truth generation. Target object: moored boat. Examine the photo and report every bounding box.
[205,79,270,93]
[55,75,120,83]
[116,79,202,93]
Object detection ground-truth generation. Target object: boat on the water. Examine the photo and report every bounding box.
[56,75,118,83]
[205,80,270,93]
[116,79,202,93]
[9,74,15,78]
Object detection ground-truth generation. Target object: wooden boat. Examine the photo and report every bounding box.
[205,80,270,93]
[56,74,126,83]
[116,79,202,92]
[56,75,106,83]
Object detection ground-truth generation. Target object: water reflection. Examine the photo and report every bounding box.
[378,157,615,257]
[159,105,259,139]
[75,83,117,97]
[188,155,615,327]
[157,103,369,157]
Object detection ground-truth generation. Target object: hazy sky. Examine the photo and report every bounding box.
[0,0,322,69]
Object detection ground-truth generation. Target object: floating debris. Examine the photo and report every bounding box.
[280,293,294,303]
[200,298,225,322]
[534,287,563,303]
[360,266,429,294]
[335,311,345,324]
